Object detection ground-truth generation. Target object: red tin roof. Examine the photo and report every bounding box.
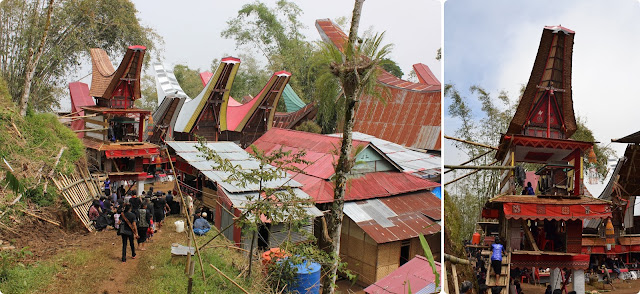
[250,128,438,203]
[346,191,441,244]
[364,256,440,294]
[315,19,441,150]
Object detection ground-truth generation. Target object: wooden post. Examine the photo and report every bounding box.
[164,148,206,282]
[452,263,460,294]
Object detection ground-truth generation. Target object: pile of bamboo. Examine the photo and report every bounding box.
[52,165,101,231]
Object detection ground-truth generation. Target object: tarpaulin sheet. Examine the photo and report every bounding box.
[503,202,611,221]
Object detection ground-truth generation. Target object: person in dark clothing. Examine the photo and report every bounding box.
[119,204,138,262]
[545,285,552,294]
[491,286,502,294]
[153,195,169,228]
[137,203,152,251]
[130,194,142,217]
[479,284,489,294]
[522,182,535,195]
[552,290,562,294]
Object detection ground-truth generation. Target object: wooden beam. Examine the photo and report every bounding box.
[209,264,250,294]
[445,160,500,186]
[73,128,109,133]
[445,135,498,150]
[18,209,60,227]
[521,220,540,251]
[445,165,514,170]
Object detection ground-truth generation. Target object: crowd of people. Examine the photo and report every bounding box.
[88,183,179,262]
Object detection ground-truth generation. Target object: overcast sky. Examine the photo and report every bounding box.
[444,0,640,176]
[63,0,441,110]
[132,0,441,79]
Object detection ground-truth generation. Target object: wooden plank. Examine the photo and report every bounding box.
[83,117,108,127]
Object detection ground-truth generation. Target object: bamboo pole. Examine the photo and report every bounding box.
[18,209,60,227]
[164,148,206,283]
[445,135,498,150]
[209,264,250,294]
[444,165,514,170]
[444,253,471,265]
[444,149,493,174]
[445,160,500,186]
[73,128,108,133]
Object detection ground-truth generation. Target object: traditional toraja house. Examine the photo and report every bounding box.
[481,26,612,294]
[166,141,322,249]
[315,19,441,151]
[148,58,316,147]
[68,46,160,190]
[250,128,441,286]
[582,133,640,263]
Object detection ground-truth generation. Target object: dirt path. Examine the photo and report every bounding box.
[36,218,181,294]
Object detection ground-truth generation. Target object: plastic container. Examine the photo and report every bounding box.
[175,220,185,233]
[289,260,321,294]
[472,232,481,245]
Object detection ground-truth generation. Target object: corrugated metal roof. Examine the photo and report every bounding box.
[251,129,438,203]
[489,195,611,205]
[364,256,440,294]
[344,192,441,244]
[329,132,440,178]
[153,62,189,106]
[315,19,441,151]
[167,141,302,193]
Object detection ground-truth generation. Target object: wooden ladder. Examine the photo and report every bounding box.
[486,252,512,294]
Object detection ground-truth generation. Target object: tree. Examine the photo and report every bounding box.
[136,74,157,110]
[0,0,160,112]
[223,53,269,102]
[221,0,316,106]
[196,140,336,293]
[173,64,203,98]
[380,58,403,78]
[318,1,393,292]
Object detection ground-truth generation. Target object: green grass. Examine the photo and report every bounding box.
[133,228,264,294]
[0,250,91,294]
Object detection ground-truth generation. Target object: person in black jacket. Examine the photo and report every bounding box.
[119,204,138,262]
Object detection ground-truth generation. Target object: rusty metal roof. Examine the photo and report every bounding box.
[315,19,441,151]
[344,191,441,244]
[251,129,438,204]
[364,256,440,294]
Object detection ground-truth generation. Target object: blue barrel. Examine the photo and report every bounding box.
[289,260,321,294]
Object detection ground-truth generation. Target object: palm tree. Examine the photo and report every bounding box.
[319,1,392,292]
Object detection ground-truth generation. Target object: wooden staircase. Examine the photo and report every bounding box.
[486,252,512,294]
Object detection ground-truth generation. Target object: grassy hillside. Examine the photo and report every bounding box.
[0,77,85,206]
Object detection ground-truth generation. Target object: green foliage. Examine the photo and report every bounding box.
[173,64,203,98]
[224,53,269,101]
[380,58,403,78]
[0,76,84,205]
[0,0,161,111]
[294,120,322,134]
[136,74,158,110]
[222,0,317,111]
[571,116,615,179]
[418,234,440,289]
